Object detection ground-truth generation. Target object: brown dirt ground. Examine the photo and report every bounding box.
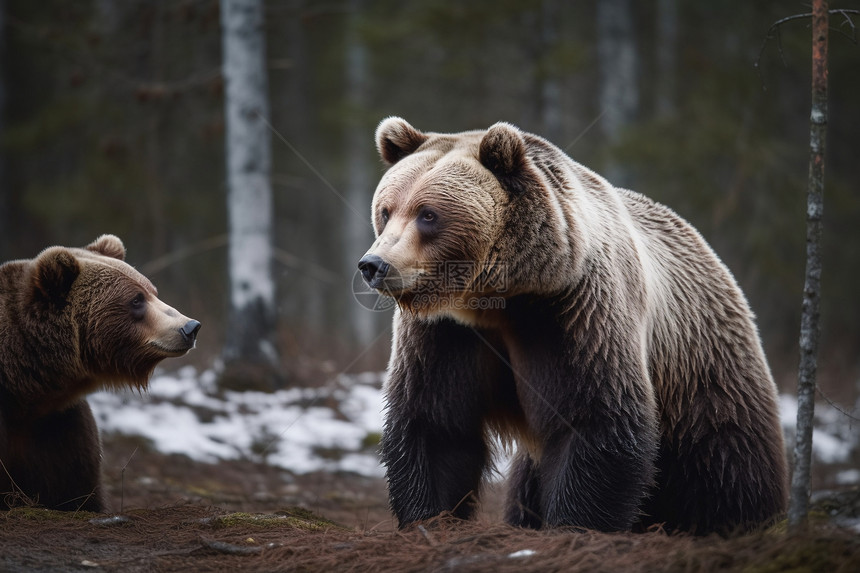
[1,435,859,572]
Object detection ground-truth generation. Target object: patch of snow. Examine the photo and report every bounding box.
[836,469,860,485]
[779,394,857,465]
[779,394,798,428]
[808,431,854,464]
[90,369,385,477]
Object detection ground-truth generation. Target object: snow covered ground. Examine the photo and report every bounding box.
[90,367,386,477]
[91,368,858,485]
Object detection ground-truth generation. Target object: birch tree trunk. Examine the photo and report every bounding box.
[220,0,281,389]
[597,0,638,186]
[788,0,828,531]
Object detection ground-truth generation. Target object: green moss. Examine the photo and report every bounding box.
[744,536,860,573]
[209,508,342,531]
[184,484,220,498]
[765,511,830,535]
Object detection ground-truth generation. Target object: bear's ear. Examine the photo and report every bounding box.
[479,122,539,195]
[375,117,429,166]
[86,234,126,261]
[32,247,81,309]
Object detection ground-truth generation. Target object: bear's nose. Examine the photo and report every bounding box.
[358,254,389,288]
[180,320,202,344]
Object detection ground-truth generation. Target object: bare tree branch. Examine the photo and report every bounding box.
[832,8,859,42]
[754,8,858,88]
[816,385,860,423]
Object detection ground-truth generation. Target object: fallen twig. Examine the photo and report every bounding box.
[200,536,282,555]
[417,524,437,547]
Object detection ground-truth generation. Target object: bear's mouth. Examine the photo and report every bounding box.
[148,341,194,356]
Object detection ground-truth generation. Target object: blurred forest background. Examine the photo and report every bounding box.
[0,1,858,404]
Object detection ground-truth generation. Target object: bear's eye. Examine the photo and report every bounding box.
[418,209,437,224]
[130,293,146,319]
[416,208,440,238]
[380,208,390,225]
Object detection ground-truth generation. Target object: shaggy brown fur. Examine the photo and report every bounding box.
[359,118,787,535]
[0,235,200,511]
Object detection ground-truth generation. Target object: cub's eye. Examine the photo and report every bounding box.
[419,209,437,224]
[381,208,390,224]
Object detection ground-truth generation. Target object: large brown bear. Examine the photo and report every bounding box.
[358,118,788,535]
[0,235,200,512]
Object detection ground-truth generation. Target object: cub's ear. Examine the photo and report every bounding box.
[375,117,429,166]
[86,234,126,261]
[32,247,81,309]
[479,122,539,195]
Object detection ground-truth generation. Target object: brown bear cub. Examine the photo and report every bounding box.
[359,118,788,535]
[0,235,200,512]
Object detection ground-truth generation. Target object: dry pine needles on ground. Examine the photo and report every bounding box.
[1,505,859,572]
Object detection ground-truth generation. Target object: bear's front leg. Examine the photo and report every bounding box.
[509,322,660,531]
[505,421,657,531]
[3,401,104,512]
[381,314,495,528]
[39,401,105,512]
[538,421,656,531]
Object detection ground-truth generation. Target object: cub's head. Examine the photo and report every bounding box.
[359,117,570,318]
[28,234,201,394]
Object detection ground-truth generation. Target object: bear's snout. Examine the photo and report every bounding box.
[358,254,389,289]
[180,320,201,345]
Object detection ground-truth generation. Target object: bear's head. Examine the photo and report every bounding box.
[8,235,201,410]
[358,117,592,322]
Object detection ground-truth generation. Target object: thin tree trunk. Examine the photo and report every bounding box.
[344,0,375,348]
[788,0,828,532]
[596,0,637,187]
[146,2,167,256]
[0,0,7,253]
[219,0,281,389]
[539,0,562,145]
[286,0,325,335]
[655,0,677,117]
